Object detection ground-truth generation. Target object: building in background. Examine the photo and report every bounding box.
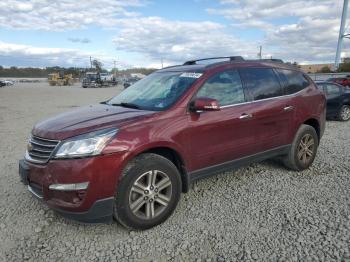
[342,57,350,63]
[298,64,333,73]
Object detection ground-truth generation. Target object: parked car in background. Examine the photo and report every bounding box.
[123,77,141,89]
[82,72,117,88]
[327,77,350,87]
[316,81,350,121]
[3,80,14,86]
[0,80,6,87]
[19,56,326,230]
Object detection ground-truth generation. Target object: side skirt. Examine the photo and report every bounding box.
[189,145,291,183]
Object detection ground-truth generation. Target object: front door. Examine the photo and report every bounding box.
[186,69,257,171]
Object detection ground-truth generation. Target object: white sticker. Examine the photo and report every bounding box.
[180,72,203,78]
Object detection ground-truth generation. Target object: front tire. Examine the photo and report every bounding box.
[338,105,350,121]
[283,124,318,171]
[113,153,181,230]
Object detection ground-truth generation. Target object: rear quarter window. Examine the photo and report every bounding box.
[277,69,310,95]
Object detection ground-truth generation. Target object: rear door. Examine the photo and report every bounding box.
[239,67,293,152]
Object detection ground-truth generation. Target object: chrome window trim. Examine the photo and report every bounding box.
[188,66,312,111]
[220,87,309,109]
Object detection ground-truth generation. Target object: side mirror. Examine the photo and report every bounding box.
[190,97,221,112]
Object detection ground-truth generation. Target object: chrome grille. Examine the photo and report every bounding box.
[26,136,60,164]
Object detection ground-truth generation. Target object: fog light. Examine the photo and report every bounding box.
[49,182,89,191]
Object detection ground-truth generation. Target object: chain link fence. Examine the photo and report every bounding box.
[307,72,350,81]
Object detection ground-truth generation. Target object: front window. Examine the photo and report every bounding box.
[196,70,245,106]
[108,71,201,111]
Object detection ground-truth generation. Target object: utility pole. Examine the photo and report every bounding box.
[89,56,93,69]
[335,0,349,71]
[258,46,262,60]
[113,60,117,78]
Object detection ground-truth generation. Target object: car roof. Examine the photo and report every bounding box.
[158,58,300,73]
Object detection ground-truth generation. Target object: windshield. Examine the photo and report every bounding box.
[86,74,98,81]
[108,71,201,111]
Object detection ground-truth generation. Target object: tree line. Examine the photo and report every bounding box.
[313,63,350,73]
[0,66,156,78]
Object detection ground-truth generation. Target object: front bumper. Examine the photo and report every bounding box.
[51,197,114,223]
[19,151,127,223]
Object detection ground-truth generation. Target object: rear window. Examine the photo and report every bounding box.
[277,69,310,95]
[239,68,283,101]
[325,84,341,95]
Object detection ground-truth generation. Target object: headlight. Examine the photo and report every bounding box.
[54,128,118,159]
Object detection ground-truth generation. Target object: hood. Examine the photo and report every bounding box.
[33,104,155,140]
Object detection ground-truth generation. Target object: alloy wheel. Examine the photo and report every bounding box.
[341,106,350,121]
[129,170,172,220]
[297,134,315,165]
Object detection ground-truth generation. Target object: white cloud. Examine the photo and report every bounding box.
[207,0,346,63]
[0,0,346,67]
[0,0,146,30]
[112,17,258,65]
[209,0,341,21]
[67,37,91,44]
[0,41,137,69]
[0,41,97,67]
[267,17,346,63]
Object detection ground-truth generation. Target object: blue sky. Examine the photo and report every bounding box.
[0,0,347,69]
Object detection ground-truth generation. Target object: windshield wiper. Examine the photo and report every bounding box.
[111,102,141,109]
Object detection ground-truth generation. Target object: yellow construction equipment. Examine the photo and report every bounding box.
[48,72,73,86]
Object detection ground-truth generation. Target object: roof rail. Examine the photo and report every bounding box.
[161,64,183,70]
[249,59,284,63]
[183,56,244,65]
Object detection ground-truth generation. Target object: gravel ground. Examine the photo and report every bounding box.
[0,83,350,261]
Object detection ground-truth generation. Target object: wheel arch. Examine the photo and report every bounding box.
[126,145,190,193]
[303,118,320,141]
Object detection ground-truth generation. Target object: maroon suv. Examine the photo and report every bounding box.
[19,57,326,229]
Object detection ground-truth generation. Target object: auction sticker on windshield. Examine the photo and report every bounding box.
[180,72,203,78]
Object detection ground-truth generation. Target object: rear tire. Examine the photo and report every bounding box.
[338,105,350,121]
[113,153,181,230]
[283,124,318,171]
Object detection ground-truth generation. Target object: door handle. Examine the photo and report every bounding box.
[283,106,294,112]
[239,113,253,120]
